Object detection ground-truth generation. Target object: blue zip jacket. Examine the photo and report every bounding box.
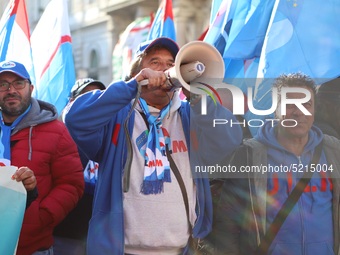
[65,79,242,255]
[255,122,333,255]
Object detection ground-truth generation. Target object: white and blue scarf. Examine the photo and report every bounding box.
[139,98,172,195]
[0,105,31,166]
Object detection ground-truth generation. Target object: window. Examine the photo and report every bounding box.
[89,49,99,80]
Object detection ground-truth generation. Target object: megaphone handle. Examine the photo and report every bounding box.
[138,80,149,86]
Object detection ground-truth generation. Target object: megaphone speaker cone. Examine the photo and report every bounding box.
[172,41,225,92]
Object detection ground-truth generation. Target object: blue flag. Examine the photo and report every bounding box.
[258,0,340,79]
[205,0,275,59]
[246,0,340,136]
[203,0,271,106]
[222,0,275,60]
[204,0,233,55]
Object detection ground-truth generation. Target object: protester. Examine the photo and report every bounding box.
[314,77,340,139]
[211,73,340,255]
[0,60,84,255]
[65,37,242,255]
[54,78,106,255]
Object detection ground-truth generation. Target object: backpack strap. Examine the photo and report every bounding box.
[256,141,323,254]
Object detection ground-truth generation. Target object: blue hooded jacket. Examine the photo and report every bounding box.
[255,122,334,255]
[65,79,242,255]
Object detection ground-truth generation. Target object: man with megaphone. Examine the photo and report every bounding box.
[65,37,242,255]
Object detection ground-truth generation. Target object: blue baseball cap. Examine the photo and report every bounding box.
[0,60,31,81]
[136,37,179,58]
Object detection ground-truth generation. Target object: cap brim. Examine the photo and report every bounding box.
[0,70,27,79]
[78,81,105,93]
[72,80,106,98]
[85,81,106,90]
[137,37,179,57]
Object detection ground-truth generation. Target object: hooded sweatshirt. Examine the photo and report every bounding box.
[255,122,333,255]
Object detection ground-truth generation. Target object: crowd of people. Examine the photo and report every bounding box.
[1,36,339,255]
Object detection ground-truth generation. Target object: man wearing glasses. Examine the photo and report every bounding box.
[0,60,84,255]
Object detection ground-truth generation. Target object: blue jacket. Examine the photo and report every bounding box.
[212,121,340,255]
[256,122,333,255]
[65,79,242,255]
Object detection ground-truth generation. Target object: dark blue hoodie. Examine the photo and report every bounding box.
[255,121,334,255]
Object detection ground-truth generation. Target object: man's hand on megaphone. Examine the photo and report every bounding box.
[135,68,170,91]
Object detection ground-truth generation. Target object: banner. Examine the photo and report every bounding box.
[0,166,26,255]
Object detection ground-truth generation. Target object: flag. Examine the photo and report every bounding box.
[0,166,26,255]
[204,0,233,55]
[209,0,224,24]
[204,0,273,82]
[112,16,152,80]
[204,0,276,70]
[222,0,275,60]
[147,0,176,41]
[203,0,270,95]
[0,0,35,84]
[146,0,178,96]
[246,0,340,136]
[257,0,340,80]
[30,0,75,115]
[203,0,277,136]
[197,27,208,41]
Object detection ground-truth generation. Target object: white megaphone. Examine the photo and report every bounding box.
[139,41,225,92]
[165,41,225,92]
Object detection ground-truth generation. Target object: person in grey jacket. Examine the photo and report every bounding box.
[211,73,340,255]
[314,77,340,139]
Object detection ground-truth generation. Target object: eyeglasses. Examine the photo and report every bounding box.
[0,79,29,92]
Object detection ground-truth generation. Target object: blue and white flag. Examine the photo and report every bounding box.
[204,0,274,87]
[0,166,26,255]
[0,0,35,85]
[246,0,340,136]
[113,16,152,80]
[31,0,76,115]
